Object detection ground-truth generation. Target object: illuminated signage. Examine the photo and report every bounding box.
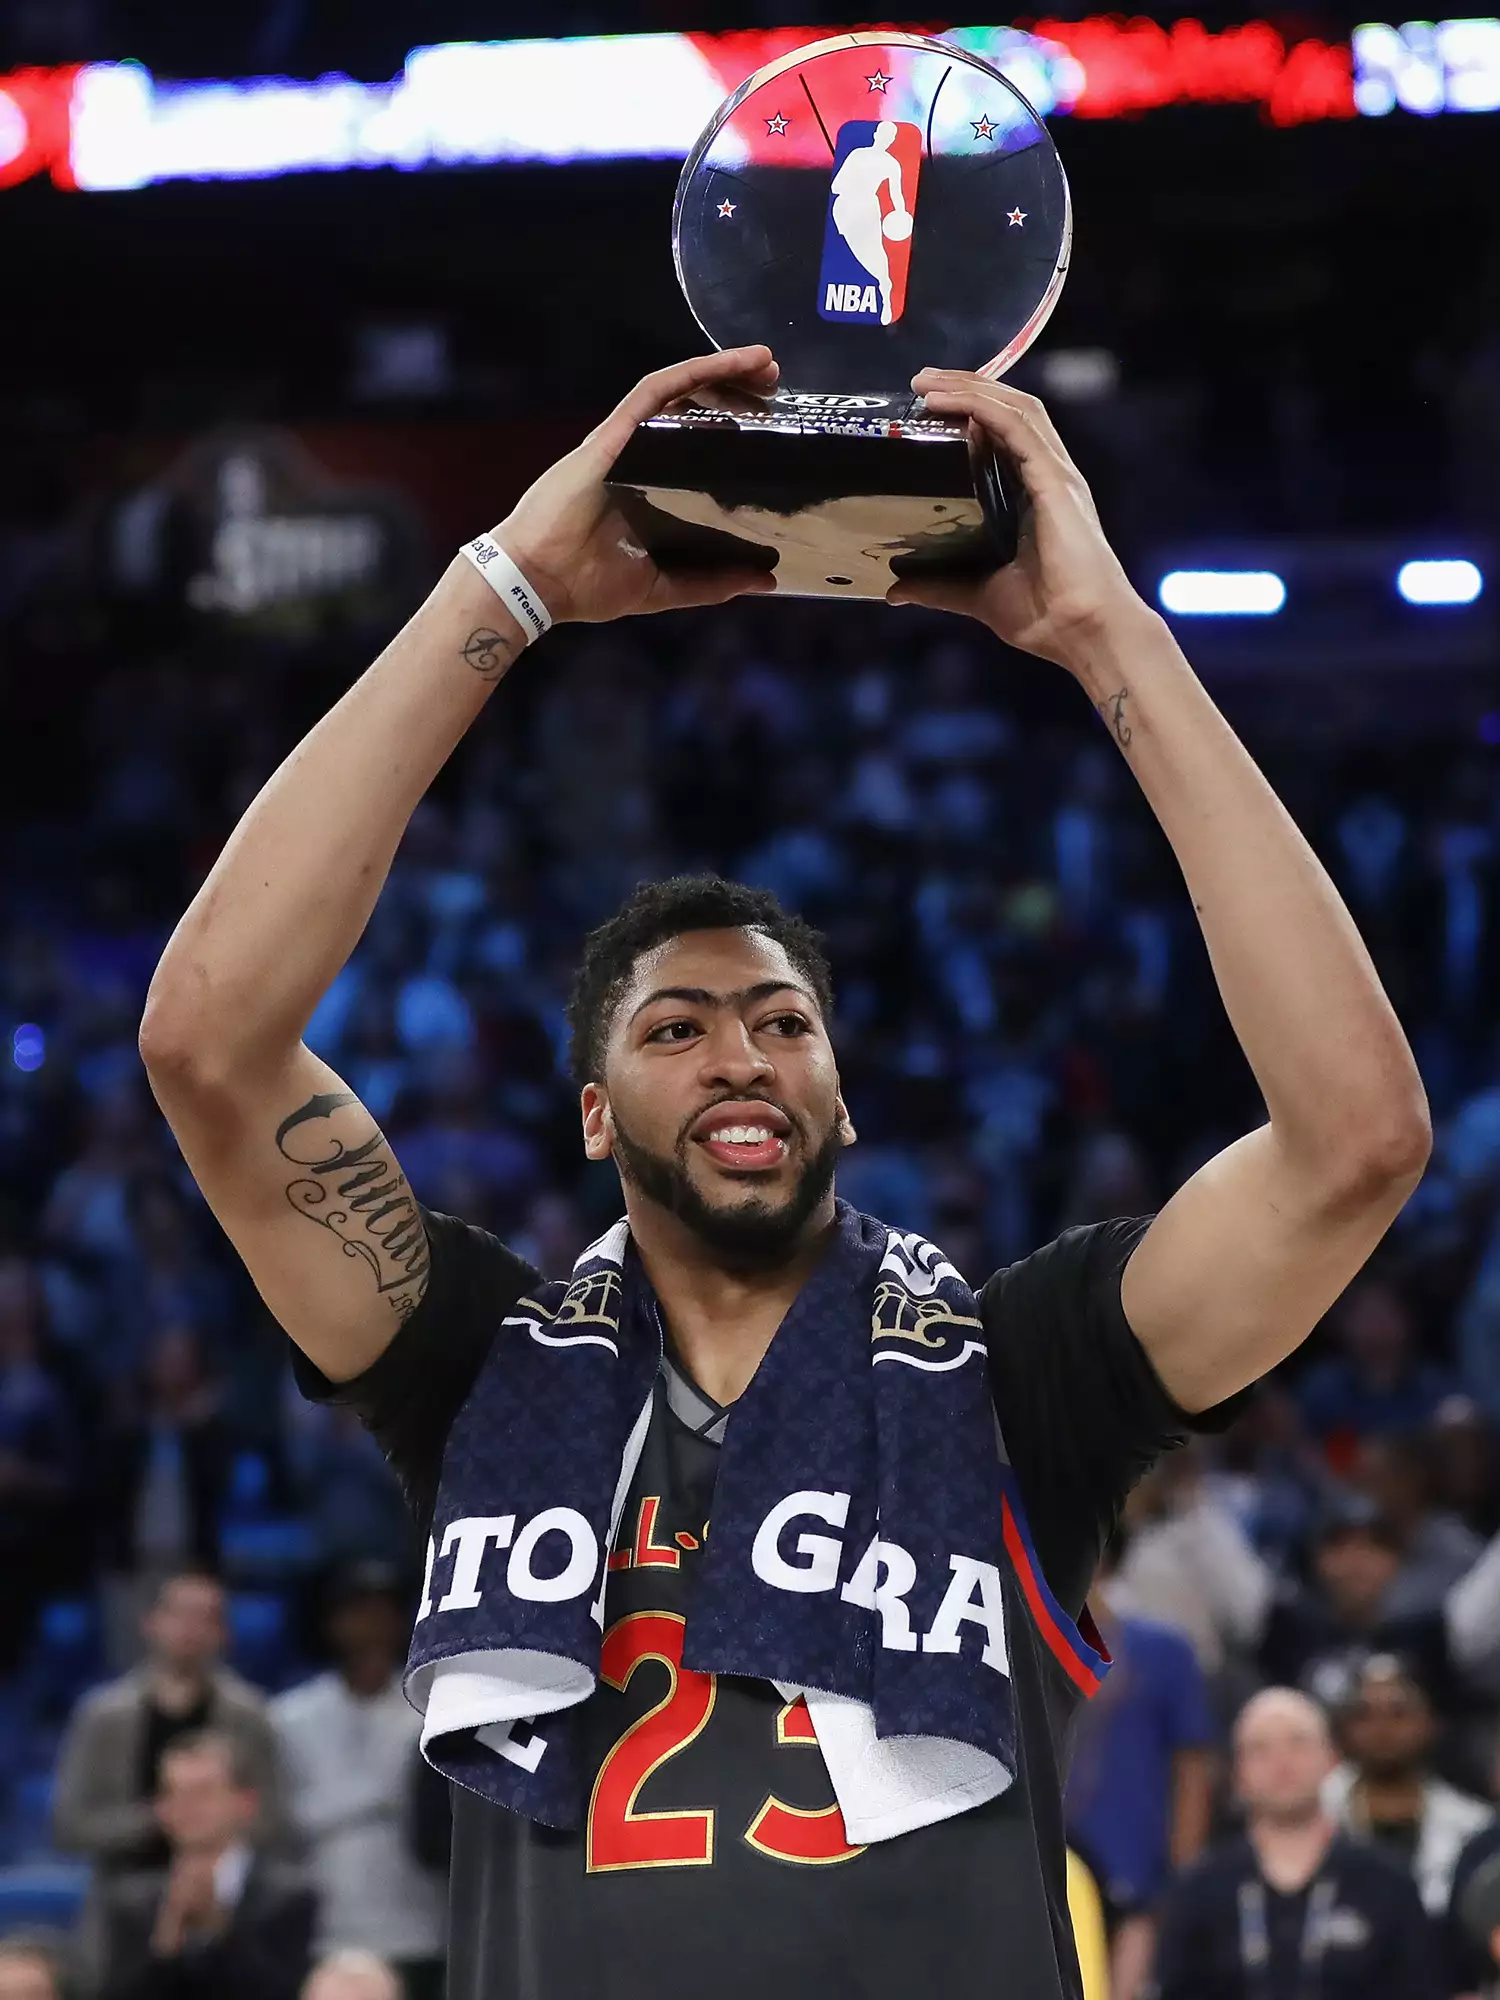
[0,18,1494,193]
[1158,570,1288,615]
[0,65,78,187]
[1395,558,1485,604]
[109,428,423,633]
[1353,16,1500,109]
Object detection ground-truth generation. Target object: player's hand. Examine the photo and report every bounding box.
[887,370,1152,669]
[491,347,780,626]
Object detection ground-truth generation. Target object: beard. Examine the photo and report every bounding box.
[608,1109,842,1272]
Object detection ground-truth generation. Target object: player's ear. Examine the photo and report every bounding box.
[835,1090,856,1148]
[581,1084,614,1160]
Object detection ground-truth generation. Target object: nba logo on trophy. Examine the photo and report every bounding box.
[817,119,923,327]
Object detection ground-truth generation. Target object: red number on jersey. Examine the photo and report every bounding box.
[586,1610,716,1871]
[743,1695,866,1866]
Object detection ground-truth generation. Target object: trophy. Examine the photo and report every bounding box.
[606,32,1072,600]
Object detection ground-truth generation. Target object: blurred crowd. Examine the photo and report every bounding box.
[0,593,1497,2000]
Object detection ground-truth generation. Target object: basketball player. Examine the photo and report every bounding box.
[140,346,1431,2000]
[830,119,910,322]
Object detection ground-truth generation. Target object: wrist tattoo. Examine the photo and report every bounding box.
[461,626,517,681]
[276,1092,430,1319]
[1096,686,1133,748]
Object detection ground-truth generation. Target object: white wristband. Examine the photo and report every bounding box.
[459,534,553,645]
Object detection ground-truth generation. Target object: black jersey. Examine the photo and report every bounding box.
[295,1205,1236,2000]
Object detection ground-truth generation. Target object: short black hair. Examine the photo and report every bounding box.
[565,874,834,1089]
[1341,1651,1431,1715]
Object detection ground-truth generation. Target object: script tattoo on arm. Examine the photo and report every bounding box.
[1096,686,1133,749]
[461,626,520,682]
[275,1092,431,1321]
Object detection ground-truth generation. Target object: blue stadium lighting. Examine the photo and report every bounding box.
[11,1023,44,1072]
[1157,570,1287,616]
[1396,558,1484,605]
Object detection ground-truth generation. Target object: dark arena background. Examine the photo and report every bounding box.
[1,0,1499,1995]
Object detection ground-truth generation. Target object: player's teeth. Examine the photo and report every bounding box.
[719,1126,772,1144]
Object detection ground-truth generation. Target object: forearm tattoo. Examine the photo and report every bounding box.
[1096,686,1133,749]
[461,626,519,681]
[275,1092,430,1320]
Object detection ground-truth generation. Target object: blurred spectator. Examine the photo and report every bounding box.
[1051,745,1119,934]
[107,1180,233,1380]
[1348,1433,1483,1621]
[507,1192,588,1281]
[1260,1500,1406,1697]
[300,1951,401,2000]
[52,1572,286,1916]
[0,1938,66,2000]
[1203,1385,1327,1569]
[1057,1128,1154,1233]
[1445,1737,1500,1998]
[391,1050,537,1223]
[1065,1539,1217,2000]
[282,1397,412,1569]
[1298,1280,1456,1465]
[41,1084,156,1270]
[1110,1444,1274,1678]
[534,639,660,896]
[1154,1686,1440,2000]
[1257,1496,1500,1720]
[1323,1655,1493,1915]
[1456,1214,1500,1436]
[1427,1399,1500,1541]
[97,1730,314,2000]
[271,1563,444,1997]
[0,1253,83,1671]
[101,1329,233,1579]
[1452,1851,1500,2000]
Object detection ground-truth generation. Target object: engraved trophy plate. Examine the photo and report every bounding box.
[607,32,1071,600]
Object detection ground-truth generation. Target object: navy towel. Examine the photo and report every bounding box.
[404,1200,1106,1842]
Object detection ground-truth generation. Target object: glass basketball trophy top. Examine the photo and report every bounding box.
[607,33,1072,600]
[676,33,1070,393]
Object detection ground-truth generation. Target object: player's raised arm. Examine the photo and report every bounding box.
[890,369,1432,1413]
[140,348,779,1383]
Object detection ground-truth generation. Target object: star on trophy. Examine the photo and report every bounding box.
[605,32,1072,600]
